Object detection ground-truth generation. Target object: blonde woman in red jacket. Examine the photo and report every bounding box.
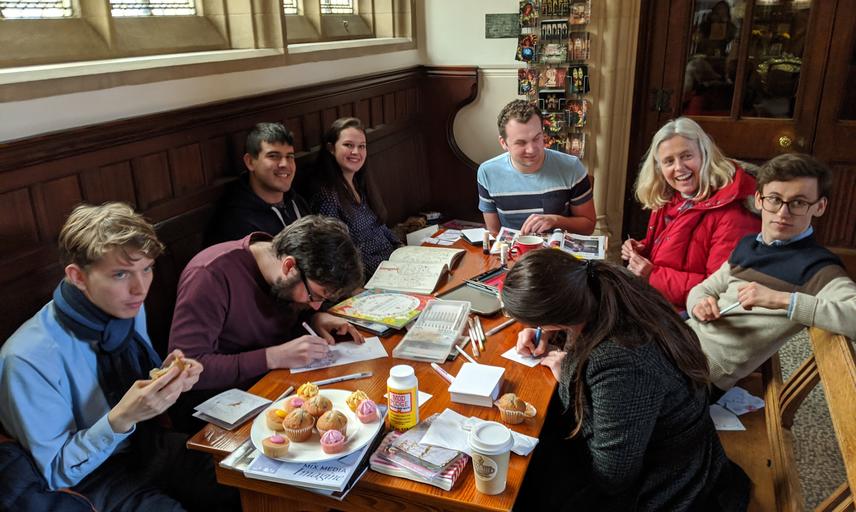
[622,117,759,312]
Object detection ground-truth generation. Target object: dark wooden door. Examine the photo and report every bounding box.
[812,1,856,270]
[623,0,854,265]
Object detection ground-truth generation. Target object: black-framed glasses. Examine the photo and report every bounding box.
[297,265,331,303]
[759,195,822,216]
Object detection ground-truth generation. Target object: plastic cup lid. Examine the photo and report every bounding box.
[468,421,513,455]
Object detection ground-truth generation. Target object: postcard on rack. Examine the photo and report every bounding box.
[329,289,433,329]
[363,246,465,295]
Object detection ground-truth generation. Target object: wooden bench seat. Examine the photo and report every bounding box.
[719,328,856,512]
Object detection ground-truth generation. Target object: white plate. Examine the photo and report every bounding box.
[250,389,383,463]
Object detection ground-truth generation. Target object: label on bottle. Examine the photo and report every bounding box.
[387,386,418,431]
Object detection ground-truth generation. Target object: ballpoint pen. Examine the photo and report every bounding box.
[534,326,542,351]
[313,371,373,387]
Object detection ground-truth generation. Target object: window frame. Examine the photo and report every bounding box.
[0,0,415,101]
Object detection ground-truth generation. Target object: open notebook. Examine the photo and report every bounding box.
[364,246,465,295]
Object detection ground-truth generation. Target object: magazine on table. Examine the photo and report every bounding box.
[488,226,607,260]
[560,233,607,260]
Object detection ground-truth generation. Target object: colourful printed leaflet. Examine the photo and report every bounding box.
[328,289,432,329]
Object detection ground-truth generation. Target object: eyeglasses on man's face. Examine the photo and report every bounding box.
[759,195,822,216]
[297,266,332,303]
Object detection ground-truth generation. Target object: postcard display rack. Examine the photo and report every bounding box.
[516,0,591,158]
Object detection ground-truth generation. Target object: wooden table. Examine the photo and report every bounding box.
[188,239,557,512]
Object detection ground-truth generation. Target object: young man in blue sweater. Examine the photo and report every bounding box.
[0,202,237,511]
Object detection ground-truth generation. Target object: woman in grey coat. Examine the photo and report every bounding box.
[502,250,749,511]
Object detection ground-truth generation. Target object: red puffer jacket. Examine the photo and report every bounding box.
[640,166,760,310]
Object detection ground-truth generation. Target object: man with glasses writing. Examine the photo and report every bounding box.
[687,153,856,392]
[168,216,364,406]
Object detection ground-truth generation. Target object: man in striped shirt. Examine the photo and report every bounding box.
[477,100,595,235]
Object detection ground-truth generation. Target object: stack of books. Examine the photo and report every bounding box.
[369,414,468,491]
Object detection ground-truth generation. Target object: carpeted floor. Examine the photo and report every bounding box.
[777,329,847,508]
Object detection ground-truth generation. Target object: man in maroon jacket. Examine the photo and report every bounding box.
[168,215,365,393]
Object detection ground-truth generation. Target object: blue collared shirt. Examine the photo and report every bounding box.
[0,301,144,489]
[755,226,814,316]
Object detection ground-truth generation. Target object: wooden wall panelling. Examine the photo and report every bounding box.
[367,126,430,224]
[0,66,480,345]
[286,116,304,153]
[32,175,83,240]
[420,66,480,221]
[132,152,173,209]
[0,265,64,346]
[383,93,395,125]
[302,111,322,150]
[370,96,384,128]
[80,162,137,206]
[201,136,230,184]
[321,108,338,134]
[169,143,206,196]
[356,99,371,126]
[339,103,353,118]
[0,188,39,251]
[815,165,856,248]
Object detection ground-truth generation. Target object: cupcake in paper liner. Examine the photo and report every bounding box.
[494,393,537,425]
[303,394,333,418]
[316,409,348,436]
[282,409,315,442]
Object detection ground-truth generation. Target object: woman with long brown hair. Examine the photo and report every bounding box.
[503,249,748,511]
[309,117,400,276]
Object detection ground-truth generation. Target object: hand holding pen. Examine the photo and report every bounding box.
[516,327,548,357]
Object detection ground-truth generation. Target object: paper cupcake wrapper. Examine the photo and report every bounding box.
[283,423,314,442]
[495,401,537,425]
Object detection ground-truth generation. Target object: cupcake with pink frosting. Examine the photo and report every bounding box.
[356,399,379,423]
[319,429,346,454]
[282,395,304,414]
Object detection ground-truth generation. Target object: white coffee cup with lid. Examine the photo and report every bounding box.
[467,421,514,495]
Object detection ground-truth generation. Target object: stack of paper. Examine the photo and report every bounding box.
[192,389,271,430]
[447,363,504,407]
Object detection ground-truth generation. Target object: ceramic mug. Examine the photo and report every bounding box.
[509,235,544,259]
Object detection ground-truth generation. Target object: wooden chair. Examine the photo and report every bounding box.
[719,328,856,511]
